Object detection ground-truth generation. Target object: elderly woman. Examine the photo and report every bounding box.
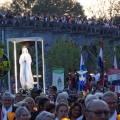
[35,111,55,120]
[55,92,68,105]
[16,101,30,112]
[1,92,17,120]
[15,107,31,120]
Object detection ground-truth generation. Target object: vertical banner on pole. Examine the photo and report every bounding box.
[52,68,64,92]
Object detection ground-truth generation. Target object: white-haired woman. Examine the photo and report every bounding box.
[55,92,68,105]
[15,107,31,120]
[35,111,55,120]
[1,92,17,120]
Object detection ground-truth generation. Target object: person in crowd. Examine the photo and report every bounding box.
[68,94,78,107]
[55,102,68,120]
[117,103,120,114]
[77,92,83,99]
[89,77,97,92]
[15,92,23,103]
[15,101,24,107]
[77,94,98,120]
[30,87,42,100]
[48,94,56,103]
[1,92,17,120]
[62,92,69,99]
[85,99,110,120]
[49,86,58,95]
[56,93,68,105]
[58,99,68,105]
[93,71,100,84]
[94,92,103,99]
[102,91,117,120]
[31,97,50,120]
[15,101,30,112]
[45,103,56,114]
[24,97,35,113]
[34,96,42,110]
[35,111,55,120]
[68,102,82,120]
[15,107,31,120]
[77,98,86,115]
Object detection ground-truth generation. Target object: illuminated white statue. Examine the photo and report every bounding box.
[19,46,34,89]
[77,70,88,81]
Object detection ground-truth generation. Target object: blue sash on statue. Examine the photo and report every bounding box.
[24,61,27,81]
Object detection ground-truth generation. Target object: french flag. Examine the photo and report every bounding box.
[78,53,86,91]
[112,48,119,92]
[98,41,104,86]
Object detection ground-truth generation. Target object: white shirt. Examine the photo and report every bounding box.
[93,73,100,82]
[77,115,83,120]
[109,110,117,120]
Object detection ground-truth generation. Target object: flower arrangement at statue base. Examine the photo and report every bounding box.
[18,85,30,96]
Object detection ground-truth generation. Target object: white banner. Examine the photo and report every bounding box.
[52,68,64,92]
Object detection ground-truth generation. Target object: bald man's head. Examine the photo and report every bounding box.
[85,99,110,120]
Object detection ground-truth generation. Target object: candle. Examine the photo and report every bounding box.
[7,112,15,120]
[61,118,70,120]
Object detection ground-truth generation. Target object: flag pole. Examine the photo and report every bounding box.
[101,40,104,91]
[78,47,82,91]
[98,39,104,91]
[77,47,87,91]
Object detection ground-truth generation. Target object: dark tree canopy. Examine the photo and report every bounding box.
[10,0,84,16]
[10,0,37,13]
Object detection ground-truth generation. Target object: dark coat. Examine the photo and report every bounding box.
[30,111,39,120]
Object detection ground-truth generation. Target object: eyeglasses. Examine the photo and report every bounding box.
[86,110,110,117]
[107,102,117,105]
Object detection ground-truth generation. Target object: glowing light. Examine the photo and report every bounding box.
[77,0,93,18]
[0,0,12,4]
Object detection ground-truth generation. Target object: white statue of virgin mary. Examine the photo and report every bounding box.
[19,46,34,89]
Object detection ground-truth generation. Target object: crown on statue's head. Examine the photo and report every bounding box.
[22,46,27,48]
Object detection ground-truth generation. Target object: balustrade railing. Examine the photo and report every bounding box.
[0,18,120,38]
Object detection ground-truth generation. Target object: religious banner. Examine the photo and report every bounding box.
[108,68,120,85]
[0,51,10,78]
[52,68,64,92]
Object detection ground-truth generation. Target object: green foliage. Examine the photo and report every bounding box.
[33,0,84,16]
[10,0,37,13]
[113,16,120,22]
[10,0,84,16]
[46,36,81,78]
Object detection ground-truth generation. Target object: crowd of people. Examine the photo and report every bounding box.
[0,83,120,120]
[0,12,120,29]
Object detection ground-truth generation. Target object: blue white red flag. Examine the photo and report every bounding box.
[78,53,86,91]
[98,41,104,86]
[112,48,119,92]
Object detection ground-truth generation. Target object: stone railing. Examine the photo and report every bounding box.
[0,18,120,38]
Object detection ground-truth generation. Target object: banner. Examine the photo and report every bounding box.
[52,68,64,92]
[108,68,120,85]
[0,52,10,78]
